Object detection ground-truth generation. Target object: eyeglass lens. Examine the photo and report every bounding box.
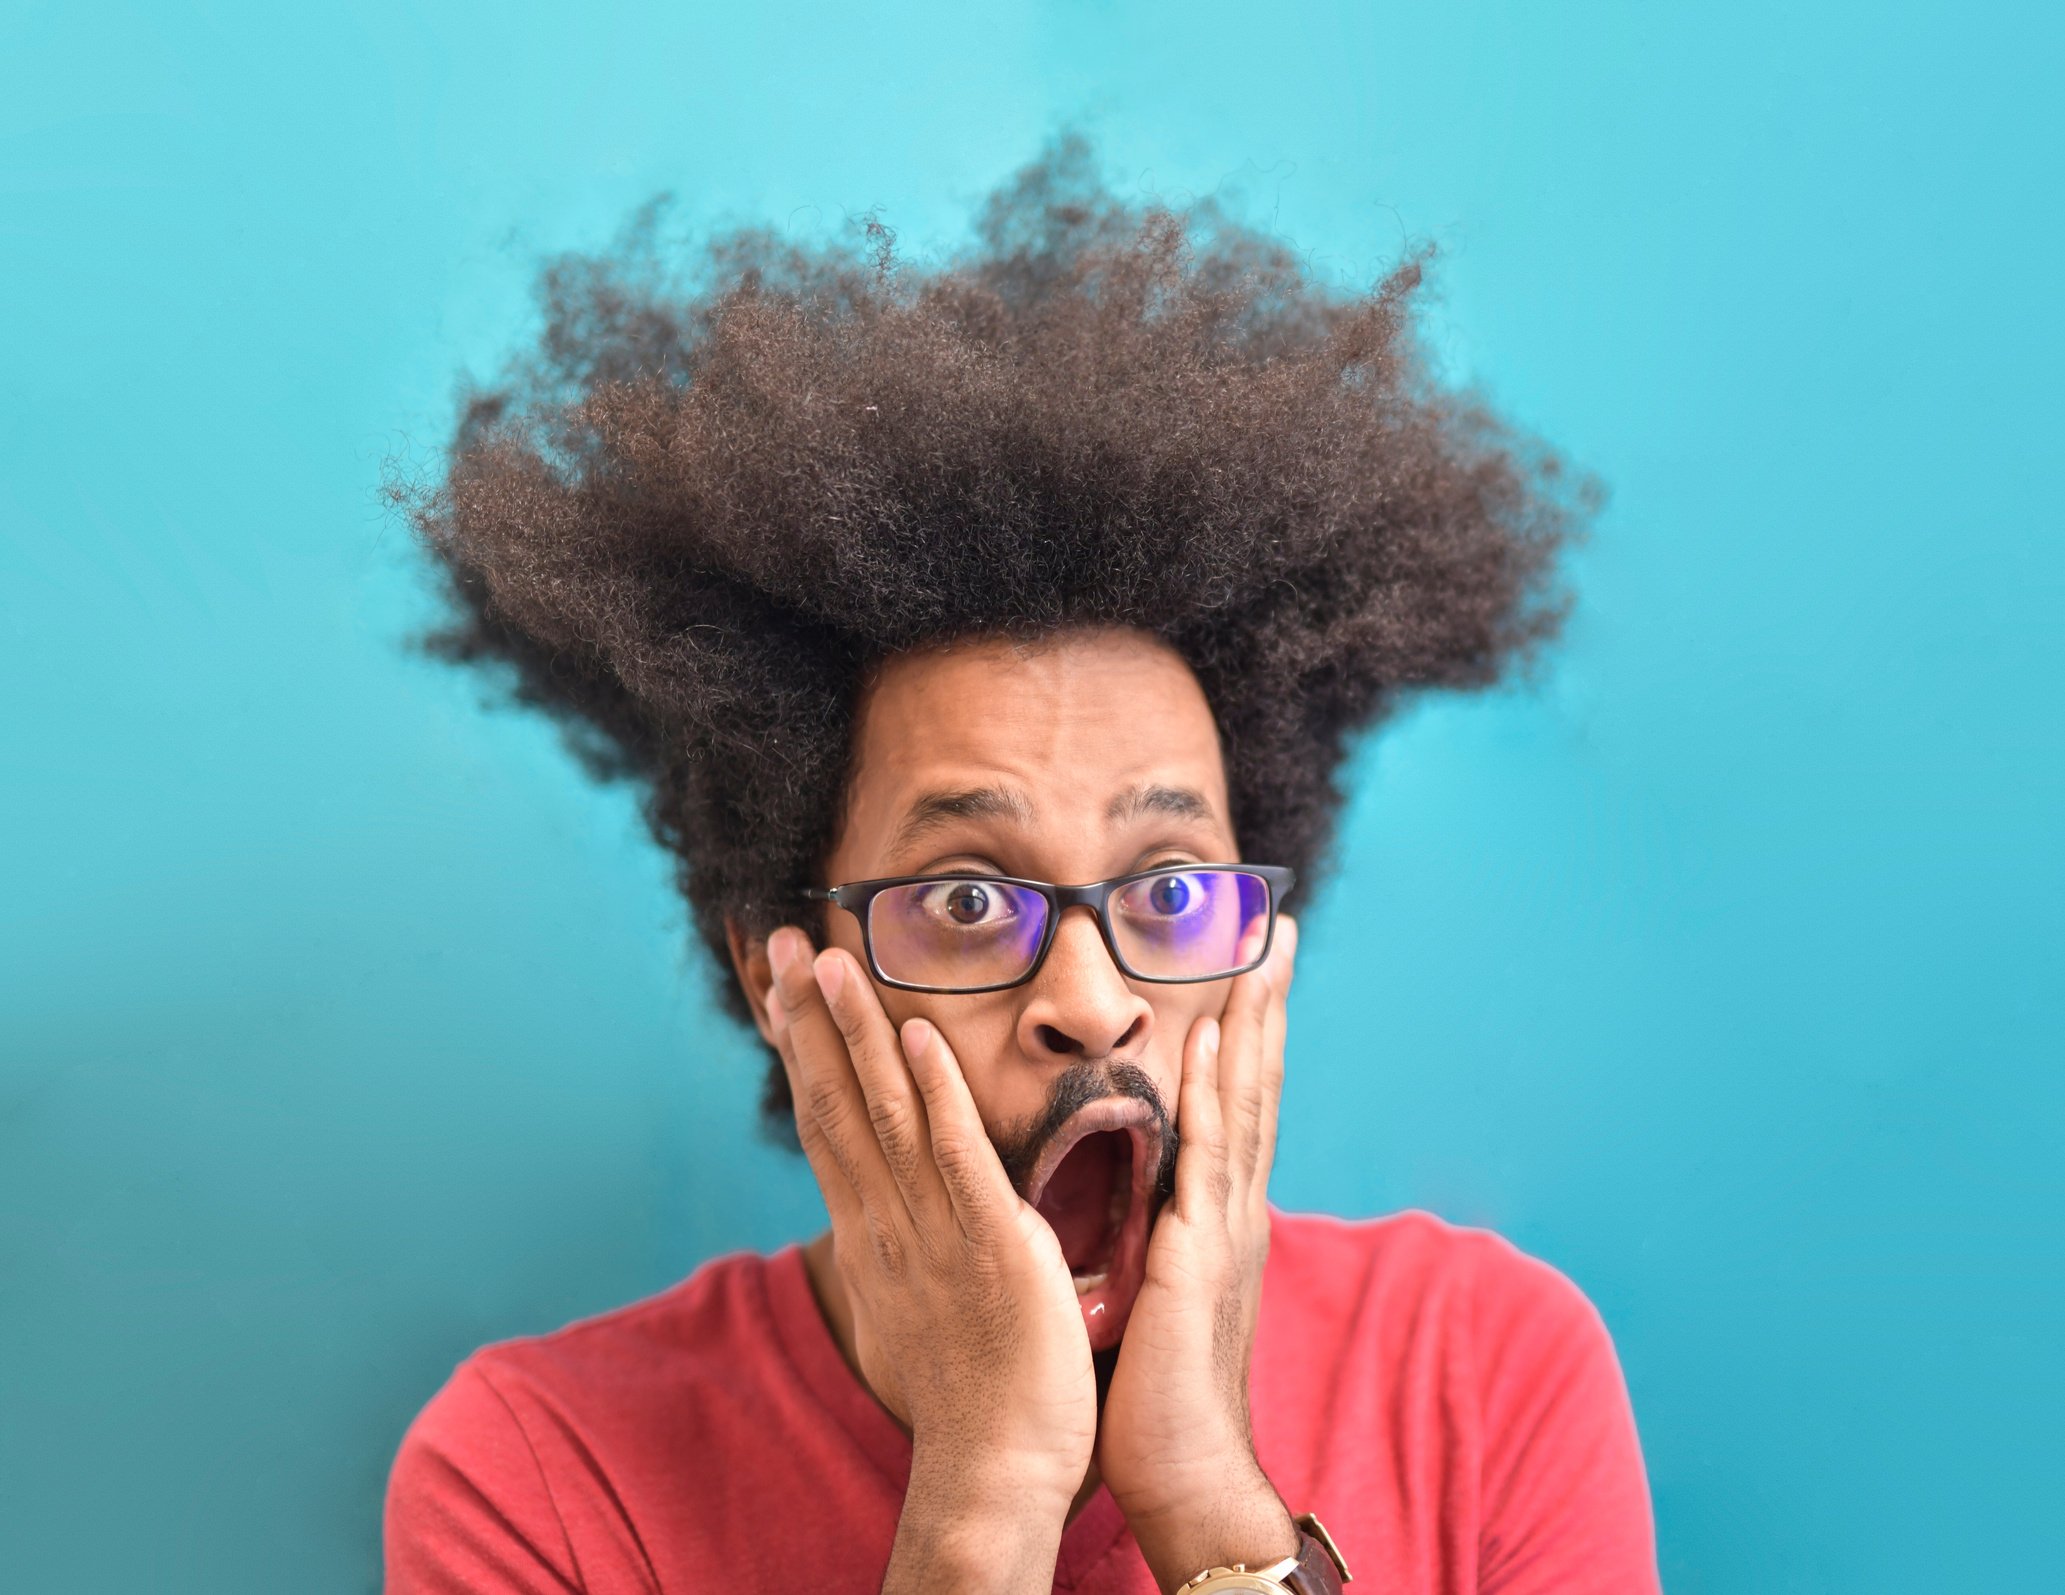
[863,869,1273,990]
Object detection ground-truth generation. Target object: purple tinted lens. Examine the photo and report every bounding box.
[868,878,1051,989]
[1110,869,1271,979]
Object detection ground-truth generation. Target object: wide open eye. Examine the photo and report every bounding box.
[910,878,1017,928]
[1110,868,1270,979]
[1124,869,1215,926]
[1145,872,1201,917]
[940,880,1000,925]
[869,877,1050,989]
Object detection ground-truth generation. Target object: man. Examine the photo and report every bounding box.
[383,136,1658,1593]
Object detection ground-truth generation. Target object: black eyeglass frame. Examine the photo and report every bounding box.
[800,863,1297,995]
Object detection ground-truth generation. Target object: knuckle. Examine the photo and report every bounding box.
[795,1113,831,1162]
[907,1215,954,1273]
[830,1228,871,1292]
[805,1078,853,1136]
[932,1136,996,1221]
[865,1083,915,1148]
[864,1210,907,1279]
[881,1129,926,1193]
[930,1130,981,1187]
[866,1092,927,1186]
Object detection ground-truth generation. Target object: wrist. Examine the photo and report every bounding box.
[1123,1464,1298,1594]
[908,1428,1083,1514]
[888,1439,1074,1594]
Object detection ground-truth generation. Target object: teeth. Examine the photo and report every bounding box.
[1072,1270,1109,1296]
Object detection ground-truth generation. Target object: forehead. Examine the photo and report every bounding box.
[837,628,1232,867]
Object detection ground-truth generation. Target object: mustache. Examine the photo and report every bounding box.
[992,1057,1179,1208]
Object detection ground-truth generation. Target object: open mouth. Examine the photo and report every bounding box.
[1025,1100,1160,1351]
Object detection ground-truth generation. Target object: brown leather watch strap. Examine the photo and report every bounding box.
[1282,1513,1352,1594]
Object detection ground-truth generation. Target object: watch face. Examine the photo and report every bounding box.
[1187,1577,1287,1594]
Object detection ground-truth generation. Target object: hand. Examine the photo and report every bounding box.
[1096,915,1301,1592]
[763,927,1097,1589]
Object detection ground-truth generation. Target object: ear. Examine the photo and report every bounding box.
[726,917,780,1047]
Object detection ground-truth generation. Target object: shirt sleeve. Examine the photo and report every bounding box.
[1469,1237,1661,1595]
[383,1359,585,1594]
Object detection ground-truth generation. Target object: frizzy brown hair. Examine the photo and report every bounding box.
[388,133,1596,1138]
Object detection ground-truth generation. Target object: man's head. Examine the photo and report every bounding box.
[798,623,1229,1143]
[393,133,1591,1150]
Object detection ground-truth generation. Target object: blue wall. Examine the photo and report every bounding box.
[3,4,2057,1590]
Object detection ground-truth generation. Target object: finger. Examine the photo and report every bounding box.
[1172,1013,1230,1222]
[1249,916,1297,1198]
[767,925,901,1215]
[1216,919,1289,1184]
[811,945,950,1224]
[765,981,867,1233]
[899,1016,1020,1238]
[1233,912,1270,970]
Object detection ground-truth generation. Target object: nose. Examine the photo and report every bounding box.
[1014,905,1153,1062]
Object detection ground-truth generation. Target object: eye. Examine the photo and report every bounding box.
[944,882,993,924]
[1147,873,1195,915]
[1148,871,1197,909]
[909,878,1017,928]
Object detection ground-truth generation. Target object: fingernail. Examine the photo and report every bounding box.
[901,1017,931,1057]
[768,928,799,978]
[1201,1017,1221,1058]
[813,951,845,1003]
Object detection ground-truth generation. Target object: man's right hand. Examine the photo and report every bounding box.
[764,926,1097,1593]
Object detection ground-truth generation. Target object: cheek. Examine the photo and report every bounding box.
[1147,984,1228,1109]
[823,911,870,970]
[874,990,1027,1116]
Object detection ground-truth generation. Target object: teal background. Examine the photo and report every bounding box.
[3,1,2059,1589]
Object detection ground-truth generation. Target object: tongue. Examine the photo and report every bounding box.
[1034,1131,1122,1272]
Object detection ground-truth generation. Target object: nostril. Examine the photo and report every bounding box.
[1034,1023,1077,1056]
[1033,1015,1146,1058]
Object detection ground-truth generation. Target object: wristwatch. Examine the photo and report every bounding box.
[1176,1512,1353,1594]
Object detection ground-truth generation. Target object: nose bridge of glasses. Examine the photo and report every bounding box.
[1042,892,1135,975]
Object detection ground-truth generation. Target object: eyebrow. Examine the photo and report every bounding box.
[887,780,1219,862]
[1104,781,1217,827]
[887,784,1037,859]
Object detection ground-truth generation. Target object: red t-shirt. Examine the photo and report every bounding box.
[384,1208,1658,1592]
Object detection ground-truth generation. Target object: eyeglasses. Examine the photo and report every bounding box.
[800,863,1295,995]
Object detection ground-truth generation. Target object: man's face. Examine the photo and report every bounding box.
[809,625,1242,1349]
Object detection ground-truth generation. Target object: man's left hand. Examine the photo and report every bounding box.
[1097,914,1301,1592]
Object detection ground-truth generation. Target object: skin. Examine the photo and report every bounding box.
[727,626,1301,1594]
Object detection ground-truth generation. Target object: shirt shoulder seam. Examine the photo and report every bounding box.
[465,1358,589,1593]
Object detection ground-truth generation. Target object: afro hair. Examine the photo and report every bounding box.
[389,132,1596,1137]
